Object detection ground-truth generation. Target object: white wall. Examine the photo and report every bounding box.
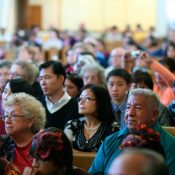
[0,0,16,33]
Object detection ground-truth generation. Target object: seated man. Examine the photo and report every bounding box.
[89,88,175,175]
[38,61,80,130]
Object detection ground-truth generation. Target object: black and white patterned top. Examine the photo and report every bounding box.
[64,117,120,152]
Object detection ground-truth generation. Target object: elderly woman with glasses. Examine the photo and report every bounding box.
[0,93,46,173]
[64,84,119,152]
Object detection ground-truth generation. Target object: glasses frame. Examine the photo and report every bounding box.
[77,96,96,103]
[2,113,24,121]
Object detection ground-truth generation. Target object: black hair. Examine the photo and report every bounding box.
[132,70,154,90]
[106,68,132,84]
[3,78,35,96]
[39,61,66,79]
[66,73,84,92]
[80,84,115,123]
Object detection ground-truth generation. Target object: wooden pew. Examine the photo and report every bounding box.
[72,127,175,171]
[163,126,175,137]
[73,150,96,170]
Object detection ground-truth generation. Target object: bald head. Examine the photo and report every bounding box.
[108,149,167,175]
[108,152,147,175]
[109,47,126,68]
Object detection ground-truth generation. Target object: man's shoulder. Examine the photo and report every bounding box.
[104,128,127,145]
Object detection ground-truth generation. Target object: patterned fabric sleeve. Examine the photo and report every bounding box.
[64,119,80,141]
[111,121,120,132]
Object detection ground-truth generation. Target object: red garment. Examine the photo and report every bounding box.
[0,120,5,135]
[13,141,33,173]
[154,84,174,106]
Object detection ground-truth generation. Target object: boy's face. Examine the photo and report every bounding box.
[107,76,130,104]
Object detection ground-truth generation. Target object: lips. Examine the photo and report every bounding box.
[42,87,48,91]
[112,93,119,97]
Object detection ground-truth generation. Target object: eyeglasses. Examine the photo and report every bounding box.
[2,113,24,121]
[77,96,96,103]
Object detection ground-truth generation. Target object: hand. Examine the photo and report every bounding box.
[22,167,35,175]
[138,51,152,66]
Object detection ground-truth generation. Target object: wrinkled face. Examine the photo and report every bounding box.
[108,153,146,175]
[9,64,25,79]
[107,76,130,104]
[4,105,31,137]
[39,67,63,96]
[78,89,96,116]
[64,79,79,97]
[125,95,157,129]
[0,67,10,89]
[2,82,12,102]
[83,70,101,86]
[32,158,58,175]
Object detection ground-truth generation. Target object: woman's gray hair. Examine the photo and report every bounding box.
[4,92,46,133]
[13,60,38,85]
[128,88,160,111]
[80,63,105,86]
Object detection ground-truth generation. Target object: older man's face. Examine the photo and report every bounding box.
[125,95,157,129]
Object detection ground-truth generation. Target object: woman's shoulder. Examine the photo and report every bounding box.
[65,117,85,128]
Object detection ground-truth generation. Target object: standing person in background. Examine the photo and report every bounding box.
[38,61,80,130]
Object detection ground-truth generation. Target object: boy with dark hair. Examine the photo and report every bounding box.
[106,68,132,129]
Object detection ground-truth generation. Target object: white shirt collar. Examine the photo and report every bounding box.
[45,91,71,113]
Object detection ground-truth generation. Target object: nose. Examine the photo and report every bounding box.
[127,106,136,116]
[112,84,118,91]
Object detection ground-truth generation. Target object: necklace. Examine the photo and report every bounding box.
[84,122,101,131]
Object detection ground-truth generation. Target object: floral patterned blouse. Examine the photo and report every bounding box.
[64,117,120,152]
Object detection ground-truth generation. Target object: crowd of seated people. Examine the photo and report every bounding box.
[0,23,174,174]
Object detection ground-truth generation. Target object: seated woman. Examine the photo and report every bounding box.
[23,127,89,175]
[64,84,119,152]
[0,78,35,135]
[0,93,46,173]
[64,73,84,98]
